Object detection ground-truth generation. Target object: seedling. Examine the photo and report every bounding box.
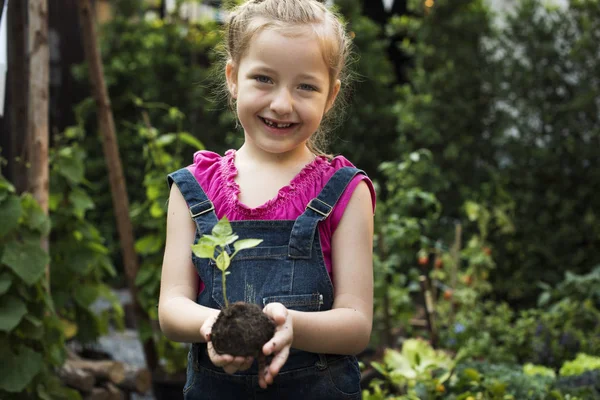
[191,216,262,307]
[191,217,275,357]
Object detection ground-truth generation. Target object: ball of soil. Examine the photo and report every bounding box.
[211,302,276,357]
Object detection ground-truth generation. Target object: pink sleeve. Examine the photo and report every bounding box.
[329,174,376,235]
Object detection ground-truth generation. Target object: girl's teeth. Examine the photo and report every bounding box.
[263,118,291,128]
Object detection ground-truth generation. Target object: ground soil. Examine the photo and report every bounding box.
[211,302,276,357]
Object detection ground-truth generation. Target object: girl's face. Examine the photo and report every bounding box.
[226,27,340,158]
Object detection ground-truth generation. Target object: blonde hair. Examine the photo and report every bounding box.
[222,0,354,156]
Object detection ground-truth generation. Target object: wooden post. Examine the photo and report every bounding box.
[419,275,437,348]
[76,0,158,372]
[27,0,50,287]
[450,223,462,290]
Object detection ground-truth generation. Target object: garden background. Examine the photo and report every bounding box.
[0,0,599,399]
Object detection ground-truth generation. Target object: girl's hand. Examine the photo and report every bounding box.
[259,302,293,389]
[200,314,254,374]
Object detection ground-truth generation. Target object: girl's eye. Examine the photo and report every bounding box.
[254,75,272,84]
[299,84,317,92]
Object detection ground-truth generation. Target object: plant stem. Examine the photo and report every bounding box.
[222,269,229,308]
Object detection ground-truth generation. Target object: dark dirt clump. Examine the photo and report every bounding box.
[211,302,276,357]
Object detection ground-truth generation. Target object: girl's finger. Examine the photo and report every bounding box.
[268,346,290,378]
[222,355,249,374]
[257,355,268,389]
[263,303,287,323]
[263,328,291,355]
[239,356,254,371]
[207,342,234,367]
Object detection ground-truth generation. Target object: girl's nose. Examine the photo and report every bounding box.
[270,88,293,116]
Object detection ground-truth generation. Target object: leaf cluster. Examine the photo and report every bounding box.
[0,176,80,399]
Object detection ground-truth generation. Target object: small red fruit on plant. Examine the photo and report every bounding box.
[483,247,492,256]
[443,289,453,300]
[434,258,443,269]
[417,250,429,266]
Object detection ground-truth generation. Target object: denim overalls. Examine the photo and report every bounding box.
[168,166,365,400]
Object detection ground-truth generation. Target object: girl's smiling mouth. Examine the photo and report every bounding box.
[259,117,298,130]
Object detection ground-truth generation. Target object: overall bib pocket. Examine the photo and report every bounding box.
[211,246,293,309]
[263,293,324,312]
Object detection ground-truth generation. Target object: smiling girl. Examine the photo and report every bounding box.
[158,1,375,398]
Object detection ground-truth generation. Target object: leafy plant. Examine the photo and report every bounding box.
[191,217,262,307]
[368,338,454,398]
[49,127,124,343]
[538,266,600,308]
[128,104,204,375]
[560,354,600,377]
[0,176,80,399]
[372,150,442,346]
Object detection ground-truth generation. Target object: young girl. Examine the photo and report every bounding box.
[158,0,375,398]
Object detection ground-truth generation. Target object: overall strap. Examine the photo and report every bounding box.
[167,168,218,235]
[288,167,365,259]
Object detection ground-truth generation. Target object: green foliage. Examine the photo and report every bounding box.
[0,177,80,399]
[485,0,600,302]
[389,0,497,215]
[524,363,557,379]
[328,0,400,179]
[372,150,442,346]
[437,296,600,370]
[387,0,600,304]
[452,361,557,399]
[555,370,600,399]
[49,128,124,343]
[538,265,600,308]
[364,341,597,399]
[369,339,454,398]
[129,104,204,374]
[191,217,262,307]
[560,354,600,377]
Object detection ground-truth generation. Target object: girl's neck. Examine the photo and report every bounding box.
[236,143,316,169]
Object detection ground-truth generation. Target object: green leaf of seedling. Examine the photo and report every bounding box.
[191,240,216,259]
[212,217,233,237]
[201,234,221,245]
[234,239,263,253]
[202,234,238,247]
[215,251,230,272]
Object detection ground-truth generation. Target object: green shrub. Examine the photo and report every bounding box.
[49,128,124,343]
[0,177,80,399]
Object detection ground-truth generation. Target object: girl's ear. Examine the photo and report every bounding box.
[225,61,238,98]
[325,79,341,114]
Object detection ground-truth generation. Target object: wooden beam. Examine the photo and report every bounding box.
[76,0,158,372]
[27,0,50,288]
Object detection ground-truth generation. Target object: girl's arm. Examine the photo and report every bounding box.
[158,183,219,343]
[292,180,374,354]
[264,181,374,356]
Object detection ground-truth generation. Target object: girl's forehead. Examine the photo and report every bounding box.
[241,27,329,72]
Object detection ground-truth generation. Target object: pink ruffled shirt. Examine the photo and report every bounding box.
[187,150,375,289]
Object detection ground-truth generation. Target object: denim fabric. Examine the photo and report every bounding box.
[168,166,365,400]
